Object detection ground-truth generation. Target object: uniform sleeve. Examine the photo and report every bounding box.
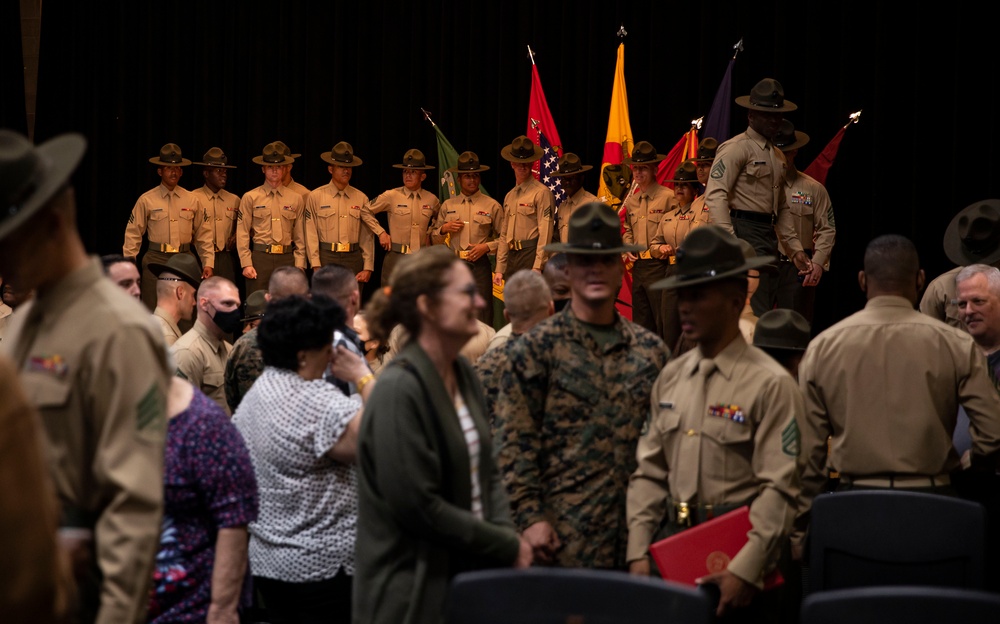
[223,337,262,413]
[534,188,555,270]
[625,373,672,562]
[292,196,307,269]
[423,195,441,246]
[192,195,215,269]
[123,196,147,258]
[303,193,321,268]
[727,375,802,588]
[358,192,375,271]
[88,327,169,624]
[430,201,450,245]
[361,192,388,237]
[492,338,549,530]
[918,278,948,321]
[703,141,739,235]
[495,192,513,273]
[621,200,635,245]
[648,217,668,259]
[236,193,254,268]
[958,341,1000,461]
[487,200,504,255]
[362,367,521,563]
[171,344,205,390]
[810,187,836,270]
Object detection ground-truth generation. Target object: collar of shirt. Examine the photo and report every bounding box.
[514,178,537,195]
[330,182,354,199]
[200,185,222,201]
[153,306,181,337]
[263,183,286,198]
[692,333,748,381]
[29,257,104,327]
[460,190,483,203]
[158,184,180,199]
[193,317,226,354]
[400,186,427,201]
[745,126,771,150]
[864,295,918,311]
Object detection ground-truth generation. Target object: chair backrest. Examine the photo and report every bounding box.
[807,490,986,592]
[444,567,714,624]
[801,585,1000,624]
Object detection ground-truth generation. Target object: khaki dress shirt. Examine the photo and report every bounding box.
[779,169,836,269]
[557,188,599,243]
[361,187,441,251]
[123,184,214,266]
[171,321,234,416]
[650,200,711,260]
[627,336,802,588]
[433,191,504,254]
[919,266,965,330]
[622,183,675,252]
[496,178,555,273]
[303,183,374,270]
[153,306,182,346]
[236,184,307,269]
[192,185,240,259]
[1,258,169,624]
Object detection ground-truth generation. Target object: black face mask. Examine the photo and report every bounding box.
[210,304,242,334]
[553,298,570,313]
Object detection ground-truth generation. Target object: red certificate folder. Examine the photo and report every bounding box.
[648,505,784,590]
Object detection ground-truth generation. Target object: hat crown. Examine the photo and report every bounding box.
[748,78,788,109]
[670,161,699,184]
[0,130,45,211]
[565,202,625,250]
[330,141,356,164]
[958,203,1000,253]
[401,149,427,167]
[244,289,267,318]
[456,151,483,171]
[675,227,746,280]
[273,141,291,156]
[260,142,288,164]
[508,135,536,159]
[200,147,229,166]
[556,153,586,175]
[754,308,811,350]
[157,143,185,165]
[696,137,718,160]
[630,141,659,164]
[152,252,202,287]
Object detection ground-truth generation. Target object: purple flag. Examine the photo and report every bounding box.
[701,58,734,144]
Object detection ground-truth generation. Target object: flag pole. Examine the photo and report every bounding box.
[527,45,536,65]
[732,38,744,61]
[420,107,436,127]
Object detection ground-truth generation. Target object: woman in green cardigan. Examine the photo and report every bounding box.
[353,246,532,624]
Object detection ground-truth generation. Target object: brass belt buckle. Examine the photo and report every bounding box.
[334,242,350,252]
[458,250,471,260]
[639,250,652,260]
[163,243,179,253]
[270,244,284,254]
[510,240,522,251]
[399,244,411,254]
[676,502,692,527]
[669,255,677,265]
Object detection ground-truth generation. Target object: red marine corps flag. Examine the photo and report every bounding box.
[526,45,563,176]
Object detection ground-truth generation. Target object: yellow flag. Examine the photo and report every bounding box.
[597,43,634,214]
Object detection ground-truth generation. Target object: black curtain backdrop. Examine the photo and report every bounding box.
[1,0,27,135]
[24,1,1000,335]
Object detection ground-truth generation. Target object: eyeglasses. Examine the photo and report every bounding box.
[445,283,480,300]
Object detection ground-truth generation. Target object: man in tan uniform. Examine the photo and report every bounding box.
[432,151,503,326]
[797,234,1000,539]
[236,142,307,296]
[920,199,1000,330]
[0,129,169,624]
[621,141,675,340]
[171,276,240,415]
[360,148,441,284]
[549,153,597,243]
[704,78,809,315]
[773,120,836,322]
[123,143,214,311]
[191,147,240,286]
[628,225,802,618]
[303,141,374,283]
[148,253,201,346]
[493,135,555,286]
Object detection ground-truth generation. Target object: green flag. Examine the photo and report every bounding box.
[433,122,488,203]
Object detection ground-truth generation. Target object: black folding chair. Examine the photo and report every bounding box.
[807,489,986,592]
[444,567,714,624]
[801,585,1000,623]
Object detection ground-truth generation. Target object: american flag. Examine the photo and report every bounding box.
[537,129,565,208]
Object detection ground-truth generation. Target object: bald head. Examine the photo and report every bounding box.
[503,270,553,333]
[268,266,309,300]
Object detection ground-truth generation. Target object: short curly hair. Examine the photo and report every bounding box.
[258,294,345,371]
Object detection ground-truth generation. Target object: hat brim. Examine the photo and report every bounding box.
[691,157,715,163]
[623,154,666,166]
[193,161,237,169]
[392,163,435,170]
[550,165,594,177]
[663,178,700,185]
[543,241,644,255]
[147,262,201,289]
[943,203,1000,266]
[320,153,363,167]
[241,313,264,322]
[252,155,296,166]
[149,157,192,166]
[753,339,808,352]
[650,256,776,290]
[776,131,810,153]
[734,95,798,113]
[0,133,87,242]
[500,144,544,163]
[448,166,490,173]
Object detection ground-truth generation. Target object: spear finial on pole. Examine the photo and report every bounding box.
[421,108,435,127]
[732,38,744,61]
[845,109,862,129]
[527,45,536,65]
[617,24,628,38]
[691,116,704,131]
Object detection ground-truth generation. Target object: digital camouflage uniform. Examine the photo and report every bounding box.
[473,336,519,431]
[224,326,262,414]
[493,307,669,569]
